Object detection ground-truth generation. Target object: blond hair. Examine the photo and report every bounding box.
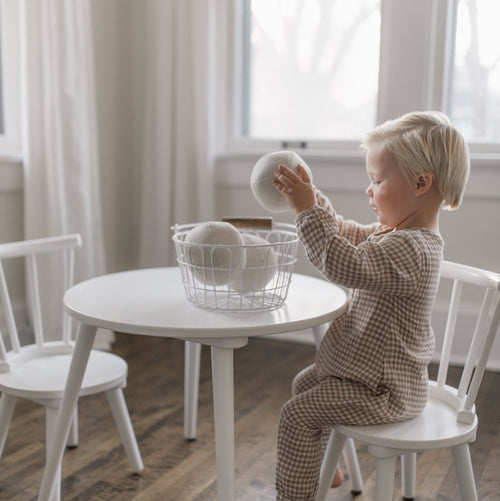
[362,111,470,210]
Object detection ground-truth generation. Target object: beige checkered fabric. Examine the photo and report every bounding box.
[275,205,443,501]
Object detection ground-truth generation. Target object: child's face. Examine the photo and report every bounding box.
[365,145,417,229]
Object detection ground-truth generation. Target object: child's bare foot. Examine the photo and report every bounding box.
[331,468,344,488]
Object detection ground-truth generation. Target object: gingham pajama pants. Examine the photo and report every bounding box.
[275,363,401,501]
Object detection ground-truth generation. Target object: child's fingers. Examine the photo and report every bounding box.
[275,165,297,186]
[278,163,310,184]
[276,164,309,185]
[277,164,299,179]
[296,164,311,183]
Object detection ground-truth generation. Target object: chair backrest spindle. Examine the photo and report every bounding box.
[436,279,462,387]
[437,261,500,425]
[0,260,21,354]
[62,248,76,345]
[459,295,500,423]
[26,254,45,347]
[0,234,82,358]
[457,288,496,398]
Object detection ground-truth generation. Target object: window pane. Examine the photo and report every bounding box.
[242,0,381,141]
[0,4,4,135]
[450,0,500,142]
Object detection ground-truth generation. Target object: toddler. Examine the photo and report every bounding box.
[271,111,470,500]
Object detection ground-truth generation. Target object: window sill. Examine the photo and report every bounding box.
[216,147,365,164]
[216,147,500,169]
[468,152,500,168]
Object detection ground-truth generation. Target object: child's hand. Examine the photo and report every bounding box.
[272,164,316,215]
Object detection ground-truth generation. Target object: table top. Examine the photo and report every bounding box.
[64,267,347,339]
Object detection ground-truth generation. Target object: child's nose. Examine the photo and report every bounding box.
[365,186,372,197]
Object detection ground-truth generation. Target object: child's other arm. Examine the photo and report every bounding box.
[273,164,378,245]
[297,207,422,295]
[314,187,334,215]
[313,187,377,246]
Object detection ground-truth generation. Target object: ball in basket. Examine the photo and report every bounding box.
[185,221,246,286]
[229,234,278,292]
[250,150,312,213]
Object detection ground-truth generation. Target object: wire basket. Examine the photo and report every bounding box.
[171,221,299,311]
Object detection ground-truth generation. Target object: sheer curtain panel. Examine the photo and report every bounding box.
[20,0,106,340]
[138,0,217,267]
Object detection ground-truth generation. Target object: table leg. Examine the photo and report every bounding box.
[38,323,97,501]
[210,344,235,501]
[184,341,201,440]
[311,323,327,349]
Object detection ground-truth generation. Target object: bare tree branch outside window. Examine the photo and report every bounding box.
[451,0,500,142]
[243,0,380,141]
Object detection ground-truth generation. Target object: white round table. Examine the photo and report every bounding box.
[39,267,347,501]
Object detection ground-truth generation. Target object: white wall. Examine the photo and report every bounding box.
[91,0,145,273]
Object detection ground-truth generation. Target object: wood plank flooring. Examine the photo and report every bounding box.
[0,333,499,500]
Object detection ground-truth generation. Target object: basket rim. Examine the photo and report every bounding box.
[171,221,298,247]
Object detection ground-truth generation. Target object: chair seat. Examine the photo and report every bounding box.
[336,393,478,452]
[0,346,128,400]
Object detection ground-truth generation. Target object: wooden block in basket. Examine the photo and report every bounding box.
[221,217,272,229]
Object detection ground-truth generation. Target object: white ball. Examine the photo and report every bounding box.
[250,150,312,213]
[185,222,246,286]
[229,234,278,292]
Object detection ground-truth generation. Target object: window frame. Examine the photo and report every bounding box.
[218,0,500,159]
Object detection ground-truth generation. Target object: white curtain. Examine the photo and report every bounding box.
[138,0,217,267]
[20,1,106,340]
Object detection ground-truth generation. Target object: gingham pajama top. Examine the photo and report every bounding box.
[296,204,444,420]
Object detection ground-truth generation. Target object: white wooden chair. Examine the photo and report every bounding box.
[0,235,143,501]
[315,260,500,501]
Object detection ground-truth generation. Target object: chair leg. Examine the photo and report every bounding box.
[401,453,416,500]
[45,406,61,501]
[184,340,201,440]
[316,430,347,501]
[66,406,79,449]
[343,437,363,494]
[0,393,17,457]
[373,455,397,501]
[451,443,478,501]
[105,388,143,473]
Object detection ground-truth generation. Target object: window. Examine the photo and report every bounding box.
[0,0,21,155]
[223,0,500,153]
[449,0,500,143]
[241,0,380,142]
[0,16,4,135]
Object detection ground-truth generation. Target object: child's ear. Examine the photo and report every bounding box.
[414,173,433,196]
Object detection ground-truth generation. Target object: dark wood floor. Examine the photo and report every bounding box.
[0,333,499,500]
